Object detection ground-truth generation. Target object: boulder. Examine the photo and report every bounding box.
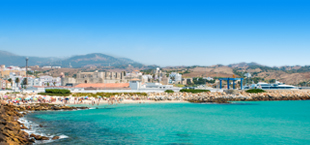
[52,136,60,140]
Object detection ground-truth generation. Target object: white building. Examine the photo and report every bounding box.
[142,75,153,83]
[52,66,61,69]
[39,76,61,86]
[42,66,52,69]
[129,79,181,92]
[203,77,214,81]
[169,72,182,83]
[27,77,42,87]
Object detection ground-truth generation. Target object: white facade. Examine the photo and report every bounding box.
[52,66,61,69]
[169,72,182,82]
[203,77,214,81]
[42,66,52,69]
[39,76,61,86]
[27,78,42,87]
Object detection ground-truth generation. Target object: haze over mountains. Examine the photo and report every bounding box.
[0,50,144,68]
[1,50,308,69]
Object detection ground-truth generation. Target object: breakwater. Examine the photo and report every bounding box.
[147,90,310,103]
[0,104,88,144]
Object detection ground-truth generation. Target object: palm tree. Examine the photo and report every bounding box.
[8,78,12,87]
[15,78,20,88]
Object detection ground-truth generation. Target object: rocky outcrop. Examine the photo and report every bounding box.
[0,104,89,144]
[52,136,60,140]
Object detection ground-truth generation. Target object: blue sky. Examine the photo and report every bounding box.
[0,0,309,66]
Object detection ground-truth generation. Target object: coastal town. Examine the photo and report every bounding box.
[1,0,310,144]
[1,61,310,144]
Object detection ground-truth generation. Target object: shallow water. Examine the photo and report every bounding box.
[25,101,310,144]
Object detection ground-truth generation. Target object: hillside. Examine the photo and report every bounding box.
[163,63,310,85]
[0,50,144,69]
[0,50,59,66]
[60,53,143,68]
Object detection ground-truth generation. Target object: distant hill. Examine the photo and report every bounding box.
[162,62,310,85]
[0,50,144,68]
[227,62,262,68]
[0,50,59,66]
[61,53,143,68]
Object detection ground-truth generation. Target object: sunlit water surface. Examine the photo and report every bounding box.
[25,101,310,145]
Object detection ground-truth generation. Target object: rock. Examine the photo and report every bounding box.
[52,136,60,140]
[30,133,36,138]
[20,125,28,130]
[28,138,35,143]
[39,124,43,127]
[34,135,42,140]
[40,136,49,140]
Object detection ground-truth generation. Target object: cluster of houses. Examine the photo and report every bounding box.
[0,65,62,91]
[0,65,217,92]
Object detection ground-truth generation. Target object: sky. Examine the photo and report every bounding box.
[0,0,309,67]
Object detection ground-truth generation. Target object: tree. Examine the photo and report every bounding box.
[53,81,56,86]
[15,78,20,88]
[8,78,12,86]
[22,78,28,89]
[47,82,50,86]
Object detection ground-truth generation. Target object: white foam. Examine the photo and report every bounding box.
[18,117,69,144]
[59,135,69,139]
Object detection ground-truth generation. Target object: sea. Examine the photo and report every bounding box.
[21,101,310,145]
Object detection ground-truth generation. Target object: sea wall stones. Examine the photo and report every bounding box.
[0,104,89,144]
[147,90,310,103]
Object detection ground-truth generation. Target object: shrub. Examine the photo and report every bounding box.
[165,90,174,93]
[180,89,210,93]
[245,89,266,93]
[45,89,71,94]
[38,89,71,96]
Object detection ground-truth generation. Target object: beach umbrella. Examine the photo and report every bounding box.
[4,95,7,98]
[16,98,21,101]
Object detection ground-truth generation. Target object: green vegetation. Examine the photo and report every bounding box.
[164,90,174,93]
[298,81,310,87]
[193,77,215,84]
[72,92,148,98]
[232,68,244,77]
[38,89,71,96]
[245,89,266,93]
[174,84,185,88]
[180,70,190,75]
[180,89,210,93]
[140,69,154,74]
[247,65,279,72]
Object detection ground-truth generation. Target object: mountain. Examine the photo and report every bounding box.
[227,62,262,68]
[60,53,143,68]
[0,50,144,68]
[0,50,59,66]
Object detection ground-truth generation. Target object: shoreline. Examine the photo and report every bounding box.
[0,104,89,144]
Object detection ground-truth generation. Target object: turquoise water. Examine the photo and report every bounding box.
[26,101,310,144]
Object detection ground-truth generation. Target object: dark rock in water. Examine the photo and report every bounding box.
[40,136,49,140]
[52,136,60,140]
[28,138,35,143]
[96,107,98,109]
[30,133,36,138]
[39,124,43,127]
